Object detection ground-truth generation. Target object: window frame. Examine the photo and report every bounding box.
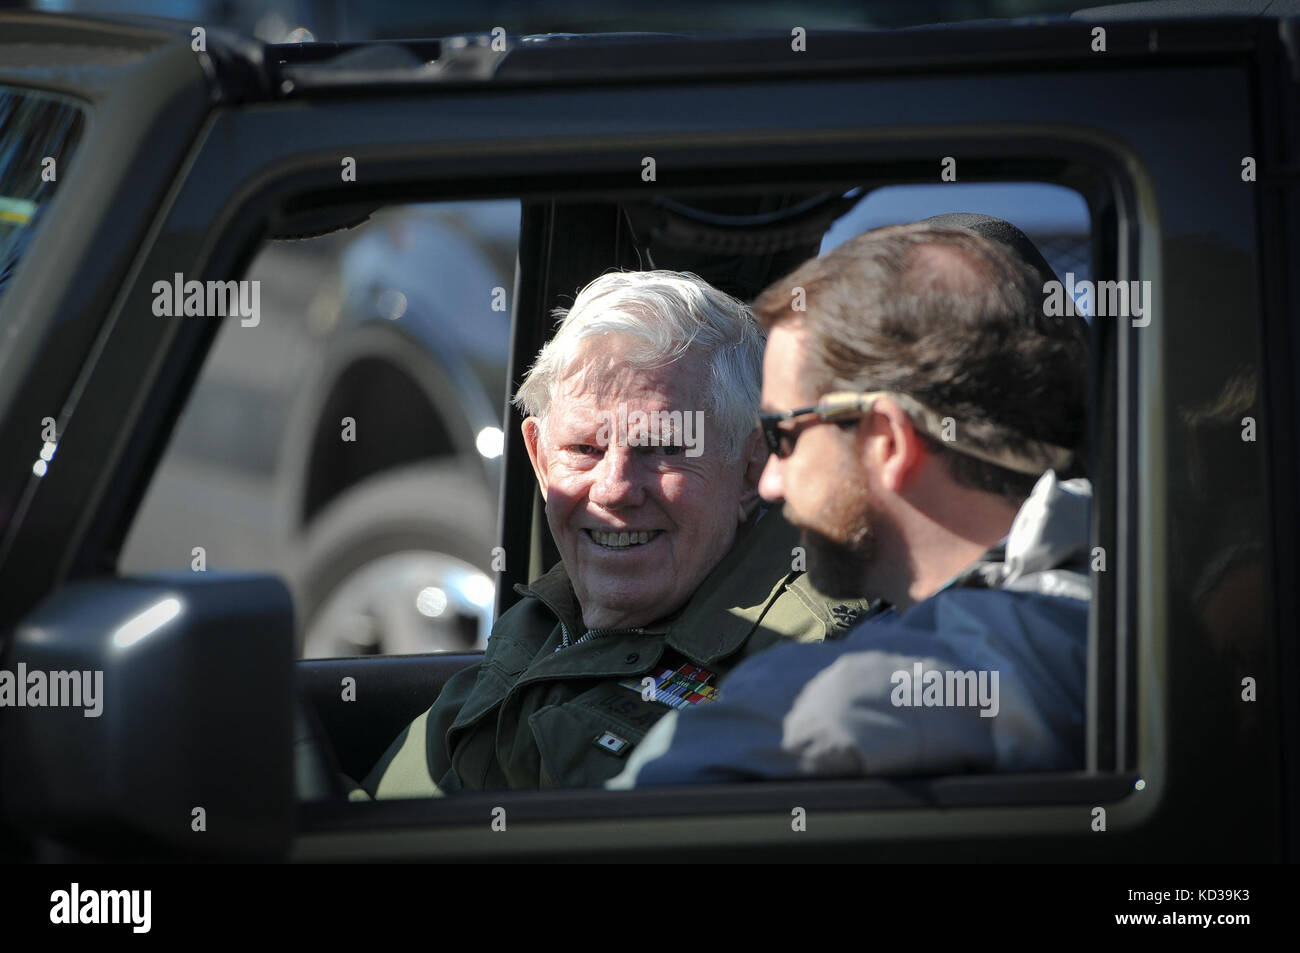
[1,59,1279,859]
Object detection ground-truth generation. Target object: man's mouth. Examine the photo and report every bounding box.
[584,529,663,549]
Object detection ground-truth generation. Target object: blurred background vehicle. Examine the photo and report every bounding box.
[120,201,519,657]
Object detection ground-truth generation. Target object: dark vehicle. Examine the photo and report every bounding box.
[0,4,1296,863]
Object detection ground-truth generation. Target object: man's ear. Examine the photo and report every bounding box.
[522,417,549,501]
[864,397,927,493]
[737,427,768,521]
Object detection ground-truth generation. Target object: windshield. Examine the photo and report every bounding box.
[0,86,86,308]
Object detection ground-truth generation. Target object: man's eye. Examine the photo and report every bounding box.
[569,444,601,455]
[653,443,684,456]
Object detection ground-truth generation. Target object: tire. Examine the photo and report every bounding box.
[288,460,499,658]
[271,318,498,571]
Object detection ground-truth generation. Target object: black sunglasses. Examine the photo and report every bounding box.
[757,392,886,458]
[758,390,1078,475]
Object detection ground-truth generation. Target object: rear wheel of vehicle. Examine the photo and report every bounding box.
[290,461,499,658]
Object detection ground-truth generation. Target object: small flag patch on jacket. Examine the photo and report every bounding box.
[595,731,630,755]
[621,663,719,710]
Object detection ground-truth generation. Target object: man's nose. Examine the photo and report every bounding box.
[758,453,785,503]
[590,447,646,509]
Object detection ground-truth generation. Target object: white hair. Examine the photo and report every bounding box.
[513,270,765,462]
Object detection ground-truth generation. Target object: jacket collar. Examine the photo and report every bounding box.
[513,505,799,664]
[946,470,1092,594]
[513,563,584,639]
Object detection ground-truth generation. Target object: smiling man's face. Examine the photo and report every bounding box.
[523,334,754,630]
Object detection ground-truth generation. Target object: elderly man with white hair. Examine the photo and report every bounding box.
[361,270,869,795]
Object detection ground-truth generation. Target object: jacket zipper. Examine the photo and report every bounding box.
[555,620,647,652]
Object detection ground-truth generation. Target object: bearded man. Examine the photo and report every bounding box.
[610,219,1092,786]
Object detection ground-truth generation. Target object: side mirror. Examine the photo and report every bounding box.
[0,573,294,860]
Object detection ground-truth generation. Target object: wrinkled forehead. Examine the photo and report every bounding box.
[552,340,706,418]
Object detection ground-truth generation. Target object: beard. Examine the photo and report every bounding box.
[801,525,874,598]
[785,452,878,599]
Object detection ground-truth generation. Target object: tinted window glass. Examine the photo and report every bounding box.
[0,86,86,315]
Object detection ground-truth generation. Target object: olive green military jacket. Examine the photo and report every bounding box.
[361,508,869,796]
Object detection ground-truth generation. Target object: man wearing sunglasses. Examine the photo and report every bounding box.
[609,218,1093,786]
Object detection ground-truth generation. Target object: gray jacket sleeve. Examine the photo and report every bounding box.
[609,588,1087,787]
